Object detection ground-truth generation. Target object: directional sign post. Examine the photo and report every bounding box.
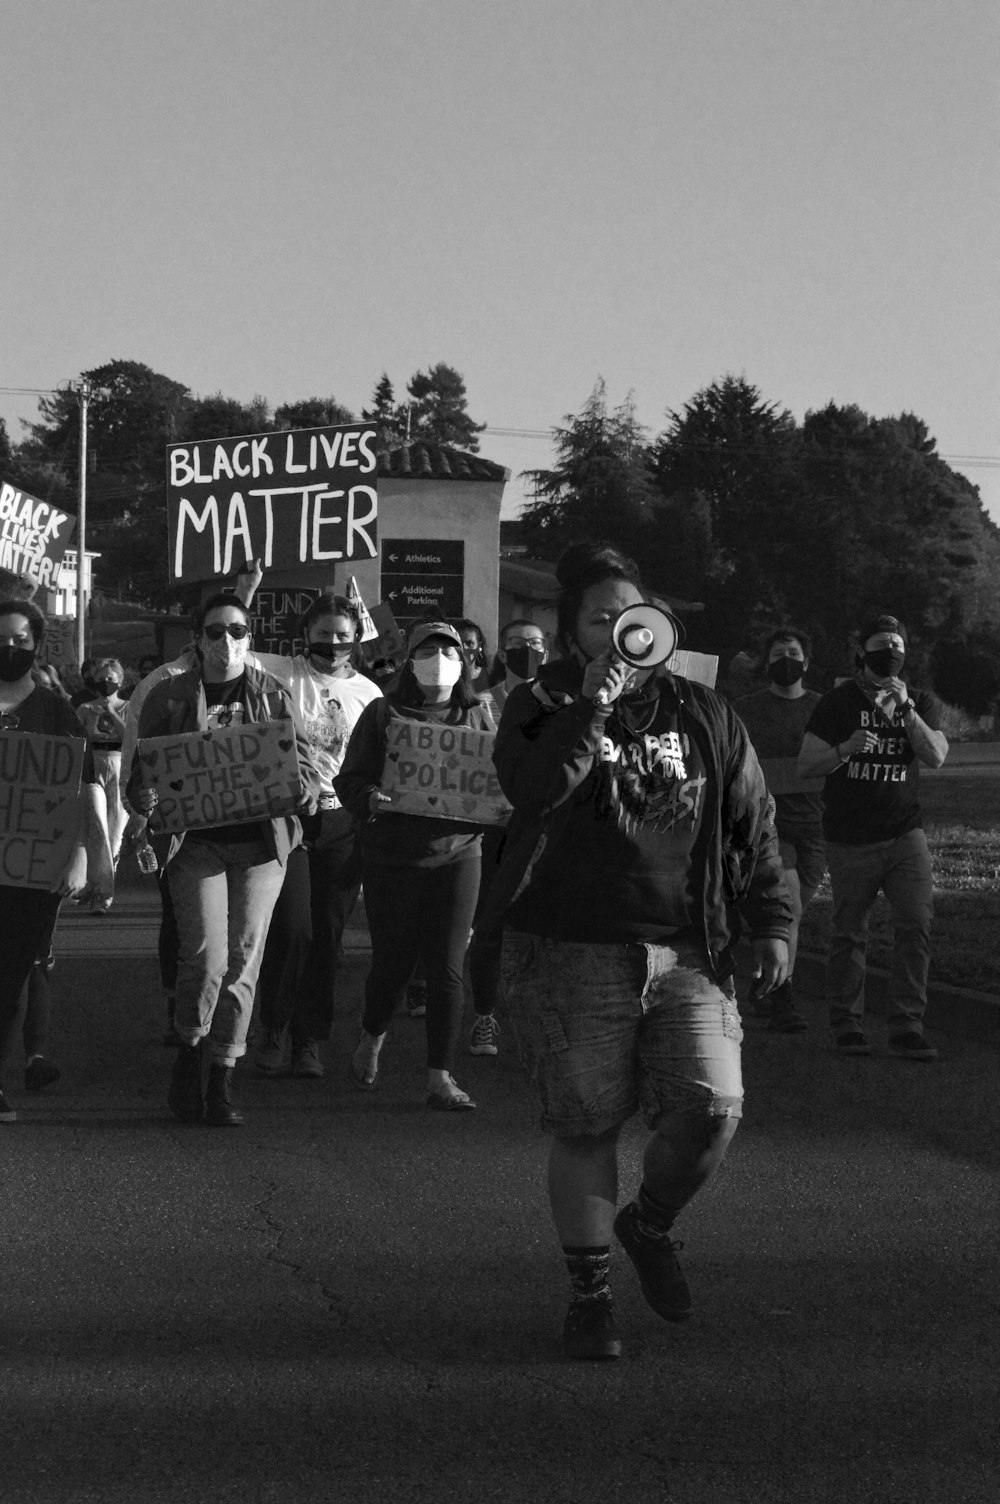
[381,539,465,633]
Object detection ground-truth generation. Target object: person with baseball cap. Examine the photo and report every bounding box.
[798,614,948,1059]
[335,621,494,1110]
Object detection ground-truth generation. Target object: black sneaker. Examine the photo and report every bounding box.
[167,1043,204,1122]
[24,1057,61,1092]
[835,1030,871,1056]
[888,1031,939,1061]
[613,1202,692,1323]
[0,1088,17,1124]
[563,1298,622,1360]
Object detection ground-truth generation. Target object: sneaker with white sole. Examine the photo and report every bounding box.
[0,1088,17,1123]
[469,1013,500,1056]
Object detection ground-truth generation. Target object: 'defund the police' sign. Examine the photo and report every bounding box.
[166,423,378,583]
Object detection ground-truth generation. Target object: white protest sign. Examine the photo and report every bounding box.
[0,481,77,589]
[0,731,84,890]
[380,716,511,825]
[166,423,379,582]
[347,575,379,642]
[666,650,718,689]
[38,616,78,674]
[138,719,302,834]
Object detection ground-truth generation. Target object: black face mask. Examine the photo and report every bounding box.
[308,641,353,669]
[97,679,120,696]
[864,649,904,679]
[767,657,805,687]
[0,645,37,683]
[503,645,546,681]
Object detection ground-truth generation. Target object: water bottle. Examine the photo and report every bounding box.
[135,835,159,876]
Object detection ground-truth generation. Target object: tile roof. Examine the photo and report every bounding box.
[375,440,509,483]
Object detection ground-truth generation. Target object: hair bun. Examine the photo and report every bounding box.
[555,541,639,589]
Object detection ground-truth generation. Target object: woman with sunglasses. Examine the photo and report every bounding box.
[251,593,382,1079]
[1,597,114,1124]
[335,621,494,1110]
[128,593,320,1128]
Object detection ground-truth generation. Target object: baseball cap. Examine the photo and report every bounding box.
[407,621,465,655]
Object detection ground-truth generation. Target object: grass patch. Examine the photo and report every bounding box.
[798,768,1000,994]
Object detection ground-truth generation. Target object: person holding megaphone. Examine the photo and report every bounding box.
[477,542,792,1361]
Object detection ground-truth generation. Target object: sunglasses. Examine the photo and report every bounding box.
[203,623,250,641]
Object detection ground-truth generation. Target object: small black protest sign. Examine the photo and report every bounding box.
[166,423,379,582]
[0,731,84,890]
[138,719,302,833]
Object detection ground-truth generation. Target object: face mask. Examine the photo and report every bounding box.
[503,645,546,681]
[767,657,804,687]
[864,649,904,679]
[203,634,249,673]
[308,642,353,673]
[0,645,36,682]
[97,678,120,696]
[412,654,463,689]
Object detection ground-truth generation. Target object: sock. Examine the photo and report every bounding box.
[563,1245,612,1305]
[635,1183,678,1238]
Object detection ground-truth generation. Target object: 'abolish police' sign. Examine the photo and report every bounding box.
[166,423,378,583]
[379,716,511,826]
[0,481,77,589]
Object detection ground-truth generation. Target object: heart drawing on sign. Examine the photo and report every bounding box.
[252,764,270,782]
[427,796,439,806]
[44,798,63,815]
[169,779,184,792]
[387,751,400,762]
[140,752,158,769]
[278,739,293,753]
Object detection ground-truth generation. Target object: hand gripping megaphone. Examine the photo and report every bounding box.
[595,603,682,705]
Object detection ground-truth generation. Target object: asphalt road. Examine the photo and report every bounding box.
[3,890,998,1504]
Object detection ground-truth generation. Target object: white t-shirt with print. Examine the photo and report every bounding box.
[255,654,382,800]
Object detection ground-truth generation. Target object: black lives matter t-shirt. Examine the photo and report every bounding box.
[805,679,942,844]
[507,693,708,943]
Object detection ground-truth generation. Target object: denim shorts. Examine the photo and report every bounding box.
[500,931,744,1140]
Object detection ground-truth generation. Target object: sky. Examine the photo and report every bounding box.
[2,0,997,523]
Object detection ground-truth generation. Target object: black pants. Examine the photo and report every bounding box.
[257,810,361,1043]
[0,889,61,1081]
[361,854,480,1073]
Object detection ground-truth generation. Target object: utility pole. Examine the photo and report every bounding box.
[74,379,92,666]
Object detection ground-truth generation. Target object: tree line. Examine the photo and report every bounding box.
[2,361,997,713]
[519,376,1000,712]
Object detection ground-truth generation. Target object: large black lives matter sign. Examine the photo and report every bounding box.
[381,539,465,627]
[166,424,378,583]
[0,481,77,590]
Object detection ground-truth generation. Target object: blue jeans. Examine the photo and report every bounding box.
[825,828,933,1036]
[500,932,744,1139]
[167,835,285,1066]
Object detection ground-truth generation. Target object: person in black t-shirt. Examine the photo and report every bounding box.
[799,614,948,1061]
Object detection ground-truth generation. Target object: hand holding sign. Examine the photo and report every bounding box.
[138,719,303,834]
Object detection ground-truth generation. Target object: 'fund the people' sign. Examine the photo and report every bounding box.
[0,481,77,589]
[138,720,302,834]
[380,717,511,826]
[0,731,84,890]
[166,423,379,583]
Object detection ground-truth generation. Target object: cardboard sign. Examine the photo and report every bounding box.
[346,575,379,642]
[166,423,379,582]
[360,602,406,677]
[380,716,510,826]
[0,731,84,890]
[252,586,324,656]
[38,615,79,675]
[0,481,77,589]
[138,719,302,833]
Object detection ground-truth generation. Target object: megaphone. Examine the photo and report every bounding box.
[595,603,682,705]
